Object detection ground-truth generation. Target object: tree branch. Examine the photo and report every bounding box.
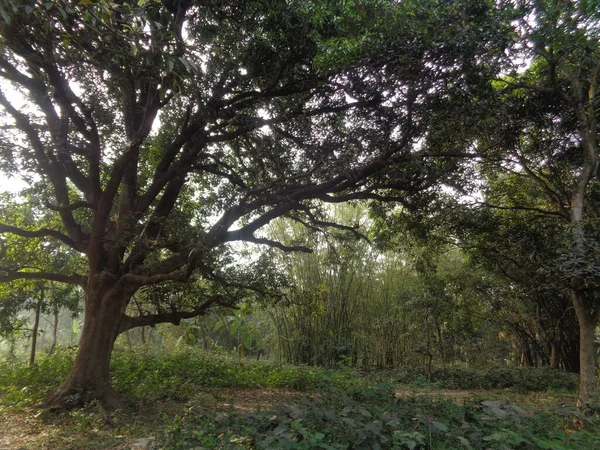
[235,235,312,253]
[0,223,83,252]
[44,200,93,213]
[0,270,85,285]
[0,89,88,247]
[118,295,227,334]
[474,201,565,217]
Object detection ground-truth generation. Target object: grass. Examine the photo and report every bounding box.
[0,345,598,449]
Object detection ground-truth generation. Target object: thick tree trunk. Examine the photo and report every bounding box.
[44,283,129,411]
[571,289,598,409]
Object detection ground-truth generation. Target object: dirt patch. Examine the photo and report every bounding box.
[0,409,48,450]
[210,387,314,412]
[396,388,487,399]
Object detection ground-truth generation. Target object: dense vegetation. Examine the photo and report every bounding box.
[0,0,599,447]
[1,346,598,450]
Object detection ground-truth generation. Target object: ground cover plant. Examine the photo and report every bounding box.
[1,347,598,449]
[394,367,579,393]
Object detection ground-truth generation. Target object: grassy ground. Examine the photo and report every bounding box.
[0,346,598,449]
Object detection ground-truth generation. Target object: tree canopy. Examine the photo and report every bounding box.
[0,0,511,408]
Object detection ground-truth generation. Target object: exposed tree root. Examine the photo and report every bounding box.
[43,384,123,413]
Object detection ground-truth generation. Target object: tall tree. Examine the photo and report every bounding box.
[0,0,504,408]
[477,0,600,407]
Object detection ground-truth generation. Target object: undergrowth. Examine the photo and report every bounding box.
[0,345,354,408]
[157,390,599,450]
[0,346,598,449]
[109,346,356,403]
[396,367,579,393]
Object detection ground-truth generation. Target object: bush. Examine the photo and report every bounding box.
[395,366,578,392]
[0,346,75,408]
[109,346,358,403]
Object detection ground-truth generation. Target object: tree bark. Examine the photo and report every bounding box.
[571,289,598,408]
[44,282,129,411]
[568,74,599,408]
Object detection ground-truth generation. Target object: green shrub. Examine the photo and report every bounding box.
[0,346,75,408]
[109,347,355,403]
[397,367,578,392]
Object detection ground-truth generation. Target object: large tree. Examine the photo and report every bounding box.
[0,0,504,408]
[477,0,600,407]
[428,0,600,406]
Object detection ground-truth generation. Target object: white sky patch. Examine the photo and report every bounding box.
[344,92,358,103]
[441,183,483,204]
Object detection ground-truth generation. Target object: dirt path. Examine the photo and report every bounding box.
[1,409,49,450]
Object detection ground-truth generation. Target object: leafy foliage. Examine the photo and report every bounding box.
[0,346,76,408]
[157,378,596,450]
[396,367,578,393]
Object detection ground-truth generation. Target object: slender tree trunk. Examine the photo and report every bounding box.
[571,290,598,408]
[45,282,129,411]
[549,322,562,369]
[30,295,43,366]
[569,89,599,407]
[550,339,560,369]
[520,339,534,367]
[435,320,445,365]
[49,305,59,355]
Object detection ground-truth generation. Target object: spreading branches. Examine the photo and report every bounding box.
[118,294,229,333]
[0,0,509,325]
[0,224,83,252]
